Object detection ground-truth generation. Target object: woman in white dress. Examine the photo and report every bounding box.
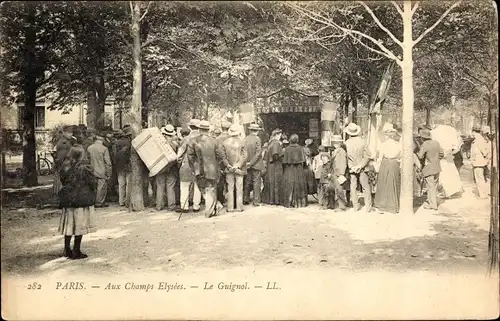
[430,125,463,198]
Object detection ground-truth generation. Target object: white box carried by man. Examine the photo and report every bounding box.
[131,127,177,177]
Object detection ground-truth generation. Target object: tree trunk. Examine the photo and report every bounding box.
[400,2,415,214]
[95,75,106,129]
[350,84,358,124]
[21,10,38,187]
[425,107,431,126]
[86,88,97,129]
[129,1,144,211]
[488,90,499,273]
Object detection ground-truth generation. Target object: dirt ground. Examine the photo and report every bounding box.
[0,162,492,277]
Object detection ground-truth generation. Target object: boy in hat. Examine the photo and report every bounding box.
[114,126,133,206]
[312,145,329,206]
[417,128,442,210]
[344,122,373,212]
[188,120,221,217]
[221,124,248,212]
[243,123,264,206]
[470,124,490,198]
[87,132,112,207]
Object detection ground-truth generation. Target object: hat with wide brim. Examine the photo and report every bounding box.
[419,128,432,139]
[481,125,491,134]
[122,126,133,136]
[228,124,240,136]
[189,119,201,128]
[161,124,176,136]
[472,124,482,132]
[248,123,261,131]
[344,123,361,136]
[271,128,282,137]
[198,120,210,130]
[221,121,232,130]
[382,122,397,133]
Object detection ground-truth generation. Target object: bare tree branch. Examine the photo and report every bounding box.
[139,1,152,22]
[413,1,462,46]
[411,2,420,16]
[286,2,402,63]
[358,1,403,48]
[353,36,400,65]
[129,1,134,21]
[390,1,404,17]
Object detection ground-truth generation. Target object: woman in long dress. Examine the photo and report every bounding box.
[263,129,284,205]
[303,139,317,195]
[431,125,463,198]
[58,145,97,259]
[282,134,308,208]
[374,125,402,213]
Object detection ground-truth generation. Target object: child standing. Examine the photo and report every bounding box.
[312,145,329,206]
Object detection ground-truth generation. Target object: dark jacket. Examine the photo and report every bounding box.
[113,136,132,172]
[59,160,97,208]
[243,134,263,171]
[417,139,442,176]
[188,133,220,181]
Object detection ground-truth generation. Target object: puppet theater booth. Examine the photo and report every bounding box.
[250,88,338,146]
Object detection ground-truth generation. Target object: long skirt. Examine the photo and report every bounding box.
[58,206,96,236]
[439,156,462,197]
[374,158,401,213]
[263,162,283,205]
[305,167,317,195]
[282,164,308,208]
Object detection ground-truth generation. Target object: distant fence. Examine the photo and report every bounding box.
[1,129,53,154]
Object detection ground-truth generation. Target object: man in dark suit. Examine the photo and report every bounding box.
[243,123,264,206]
[188,120,220,218]
[417,128,442,211]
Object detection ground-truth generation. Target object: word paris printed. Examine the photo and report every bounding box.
[1,1,498,320]
[52,281,281,293]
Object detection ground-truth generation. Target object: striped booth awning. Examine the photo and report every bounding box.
[255,88,320,114]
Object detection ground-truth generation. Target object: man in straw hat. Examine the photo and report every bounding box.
[470,124,491,199]
[221,124,248,212]
[113,126,133,206]
[176,119,202,213]
[416,128,442,211]
[87,131,112,207]
[344,122,373,212]
[154,124,180,211]
[188,120,221,217]
[243,123,264,206]
[215,120,232,205]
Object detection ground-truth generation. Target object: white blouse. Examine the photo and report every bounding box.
[378,138,401,160]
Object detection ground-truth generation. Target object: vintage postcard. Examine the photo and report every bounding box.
[1,0,499,319]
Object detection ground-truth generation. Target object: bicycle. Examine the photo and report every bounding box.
[36,151,54,176]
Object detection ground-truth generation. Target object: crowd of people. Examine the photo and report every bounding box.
[51,119,493,260]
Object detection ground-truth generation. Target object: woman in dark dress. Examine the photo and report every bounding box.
[58,145,97,259]
[282,134,308,208]
[263,129,284,205]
